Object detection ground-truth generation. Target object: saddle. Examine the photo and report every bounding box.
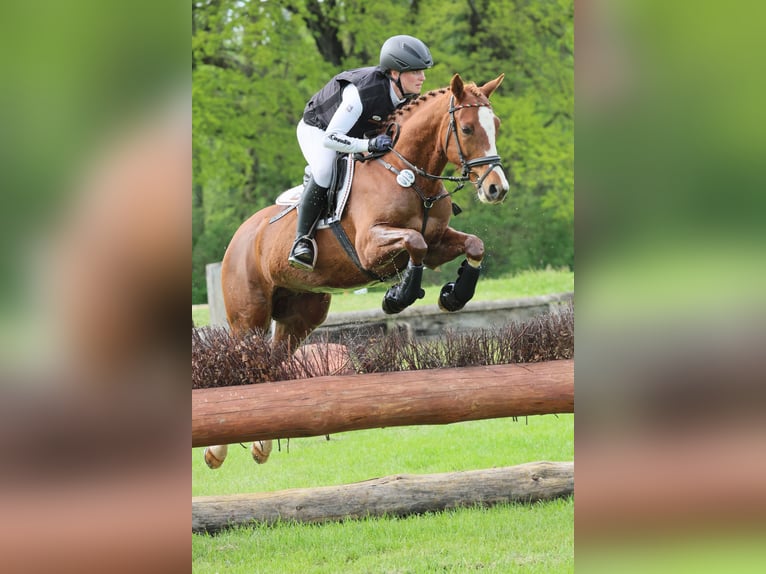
[270,153,381,281]
[271,154,355,228]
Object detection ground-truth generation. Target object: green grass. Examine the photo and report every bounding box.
[192,267,573,327]
[193,498,573,573]
[193,415,574,573]
[192,305,209,328]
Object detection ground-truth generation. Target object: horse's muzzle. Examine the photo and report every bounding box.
[465,155,508,204]
[476,165,509,204]
[482,181,508,203]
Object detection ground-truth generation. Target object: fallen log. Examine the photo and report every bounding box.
[192,359,573,447]
[192,460,574,534]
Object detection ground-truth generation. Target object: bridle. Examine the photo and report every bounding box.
[378,95,504,194]
[444,96,504,190]
[371,95,506,234]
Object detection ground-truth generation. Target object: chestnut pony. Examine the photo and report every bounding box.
[204,73,509,469]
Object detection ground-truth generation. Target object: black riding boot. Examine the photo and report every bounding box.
[288,177,329,271]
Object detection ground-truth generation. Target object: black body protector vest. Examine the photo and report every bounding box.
[302,66,397,138]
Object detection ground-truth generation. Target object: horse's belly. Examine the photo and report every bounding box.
[277,273,385,295]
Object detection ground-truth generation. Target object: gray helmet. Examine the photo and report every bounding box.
[379,35,433,72]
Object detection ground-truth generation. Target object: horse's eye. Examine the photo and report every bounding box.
[461,125,474,135]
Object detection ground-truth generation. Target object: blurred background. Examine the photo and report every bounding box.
[0,0,764,572]
[576,0,766,571]
[0,1,189,573]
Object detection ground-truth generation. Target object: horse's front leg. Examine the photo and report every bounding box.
[423,226,485,312]
[381,260,427,314]
[360,225,428,315]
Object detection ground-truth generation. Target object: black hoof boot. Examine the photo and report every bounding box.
[439,260,481,312]
[382,263,425,314]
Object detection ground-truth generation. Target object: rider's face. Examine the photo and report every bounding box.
[396,69,426,96]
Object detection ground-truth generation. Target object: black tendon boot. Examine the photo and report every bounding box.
[288,177,329,270]
[382,262,425,314]
[438,260,481,312]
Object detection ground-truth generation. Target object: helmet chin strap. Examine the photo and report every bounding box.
[392,74,417,99]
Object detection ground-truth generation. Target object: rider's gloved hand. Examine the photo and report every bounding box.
[368,134,393,153]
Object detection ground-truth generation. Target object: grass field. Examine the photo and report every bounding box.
[193,416,574,573]
[192,266,574,572]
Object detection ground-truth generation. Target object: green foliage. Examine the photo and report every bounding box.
[192,0,573,303]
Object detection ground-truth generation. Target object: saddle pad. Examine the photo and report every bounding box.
[271,155,355,229]
[275,185,303,206]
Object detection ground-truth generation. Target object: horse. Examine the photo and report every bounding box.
[203,73,509,469]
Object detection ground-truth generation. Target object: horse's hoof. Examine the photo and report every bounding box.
[438,282,465,312]
[203,447,225,469]
[382,287,424,314]
[382,296,405,315]
[251,440,273,464]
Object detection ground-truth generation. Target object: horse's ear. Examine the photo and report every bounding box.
[450,74,465,99]
[480,74,505,98]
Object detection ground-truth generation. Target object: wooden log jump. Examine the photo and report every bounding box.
[192,359,573,448]
[193,461,574,534]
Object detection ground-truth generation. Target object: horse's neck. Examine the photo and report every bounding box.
[396,100,449,176]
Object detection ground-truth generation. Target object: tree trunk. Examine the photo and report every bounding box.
[192,461,574,533]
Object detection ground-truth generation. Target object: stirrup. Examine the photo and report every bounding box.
[288,236,318,271]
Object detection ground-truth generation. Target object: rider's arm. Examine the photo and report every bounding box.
[322,84,371,154]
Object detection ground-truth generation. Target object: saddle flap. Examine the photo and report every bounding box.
[271,155,356,228]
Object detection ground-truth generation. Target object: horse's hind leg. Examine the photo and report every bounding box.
[272,290,332,350]
[207,254,274,469]
[226,291,329,466]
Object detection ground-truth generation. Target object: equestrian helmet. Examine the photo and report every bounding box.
[379,35,433,72]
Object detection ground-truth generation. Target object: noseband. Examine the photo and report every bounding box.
[445,96,504,189]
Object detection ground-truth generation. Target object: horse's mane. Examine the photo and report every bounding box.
[379,82,486,132]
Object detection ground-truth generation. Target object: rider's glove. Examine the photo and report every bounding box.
[368,134,393,153]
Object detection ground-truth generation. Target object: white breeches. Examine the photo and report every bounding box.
[296,120,337,188]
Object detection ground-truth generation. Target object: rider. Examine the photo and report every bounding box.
[288,35,434,270]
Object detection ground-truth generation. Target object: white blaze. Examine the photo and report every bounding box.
[478,107,509,190]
